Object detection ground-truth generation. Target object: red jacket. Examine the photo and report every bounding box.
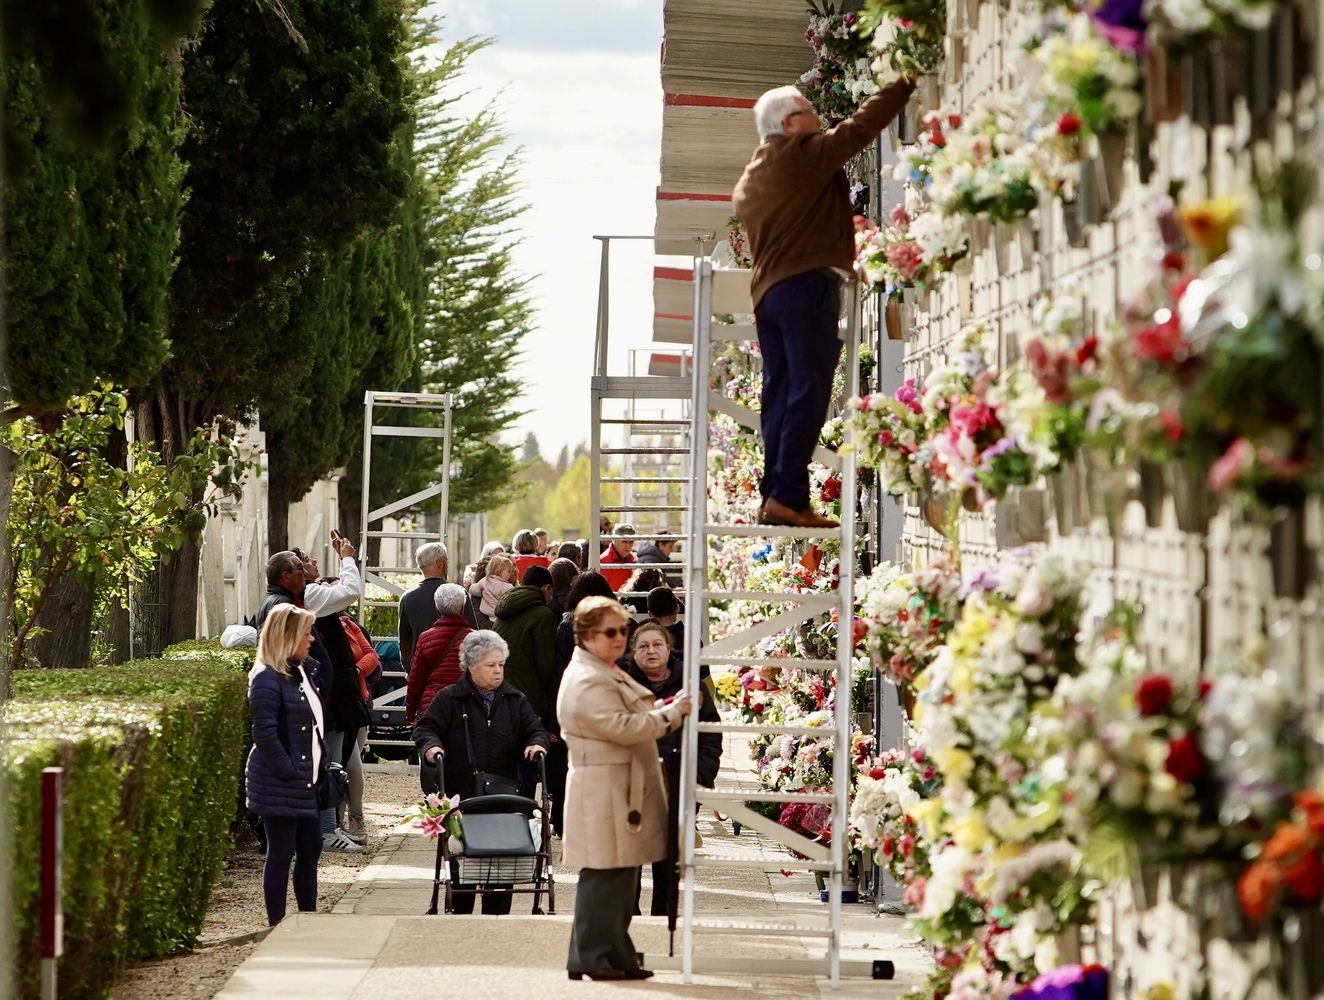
[340,614,379,704]
[406,615,471,723]
[599,545,635,592]
[513,554,549,580]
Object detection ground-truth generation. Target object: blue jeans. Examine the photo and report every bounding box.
[754,271,843,510]
[320,730,345,835]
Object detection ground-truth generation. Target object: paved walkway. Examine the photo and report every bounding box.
[216,750,929,998]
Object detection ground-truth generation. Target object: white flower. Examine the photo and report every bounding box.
[920,843,974,919]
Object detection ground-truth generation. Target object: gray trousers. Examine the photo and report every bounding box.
[567,867,641,973]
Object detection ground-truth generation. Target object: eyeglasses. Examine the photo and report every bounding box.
[594,627,629,639]
[635,642,668,652]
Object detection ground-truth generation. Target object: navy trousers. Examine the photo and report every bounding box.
[754,270,843,510]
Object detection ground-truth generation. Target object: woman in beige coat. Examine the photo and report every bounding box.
[557,596,692,981]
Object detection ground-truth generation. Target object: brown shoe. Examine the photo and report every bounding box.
[759,498,839,529]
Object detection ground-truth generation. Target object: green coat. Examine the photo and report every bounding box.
[492,584,559,722]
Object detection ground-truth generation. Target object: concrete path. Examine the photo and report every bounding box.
[217,748,929,998]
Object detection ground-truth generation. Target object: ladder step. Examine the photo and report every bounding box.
[690,856,835,872]
[593,375,692,398]
[702,523,842,540]
[600,447,689,455]
[695,723,840,738]
[699,655,838,671]
[600,418,691,426]
[592,533,683,542]
[600,506,689,513]
[602,477,688,483]
[701,590,837,603]
[692,922,834,938]
[696,789,838,804]
[366,531,442,539]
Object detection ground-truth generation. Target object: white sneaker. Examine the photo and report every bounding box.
[324,828,364,853]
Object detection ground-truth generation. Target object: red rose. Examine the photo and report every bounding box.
[1197,678,1213,700]
[1158,410,1184,444]
[752,701,764,714]
[929,131,946,148]
[1284,851,1324,906]
[881,837,895,857]
[1238,860,1282,922]
[868,767,888,780]
[1161,250,1187,272]
[1057,112,1082,136]
[1075,335,1099,367]
[1136,675,1174,716]
[821,474,843,502]
[851,617,869,648]
[1165,733,1206,783]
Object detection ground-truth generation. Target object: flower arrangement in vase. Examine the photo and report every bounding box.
[801,4,878,123]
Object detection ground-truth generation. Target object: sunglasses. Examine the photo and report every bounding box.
[594,627,629,639]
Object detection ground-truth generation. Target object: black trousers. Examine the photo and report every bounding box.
[447,860,513,915]
[568,867,642,973]
[262,815,321,925]
[754,270,843,510]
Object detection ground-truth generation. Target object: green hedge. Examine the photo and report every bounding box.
[5,657,248,999]
[163,636,256,671]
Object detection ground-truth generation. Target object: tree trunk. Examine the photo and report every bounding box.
[28,570,95,668]
[107,602,132,663]
[149,538,201,653]
[0,441,14,699]
[266,453,300,556]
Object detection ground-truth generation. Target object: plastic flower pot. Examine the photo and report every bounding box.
[1094,128,1128,210]
[1268,506,1315,600]
[1164,465,1217,534]
[1137,461,1166,529]
[885,297,906,341]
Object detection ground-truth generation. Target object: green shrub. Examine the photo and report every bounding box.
[5,657,248,999]
[163,636,255,671]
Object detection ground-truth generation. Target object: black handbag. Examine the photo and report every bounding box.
[300,669,348,810]
[462,707,520,798]
[317,760,349,811]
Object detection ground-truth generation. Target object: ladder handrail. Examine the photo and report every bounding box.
[678,263,862,986]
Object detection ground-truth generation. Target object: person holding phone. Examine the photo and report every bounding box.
[557,597,692,982]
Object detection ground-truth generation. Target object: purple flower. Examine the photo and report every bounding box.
[1012,965,1109,1000]
[1091,0,1146,53]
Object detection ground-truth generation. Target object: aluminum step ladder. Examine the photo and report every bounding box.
[671,262,888,984]
[588,235,707,595]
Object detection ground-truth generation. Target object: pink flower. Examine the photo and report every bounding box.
[895,378,922,413]
[903,877,927,906]
[885,241,925,281]
[890,204,912,228]
[415,815,445,839]
[1208,438,1254,492]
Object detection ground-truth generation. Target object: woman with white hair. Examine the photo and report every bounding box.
[405,583,472,725]
[413,630,550,914]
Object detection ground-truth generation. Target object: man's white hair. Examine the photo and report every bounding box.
[754,85,806,141]
[416,541,448,571]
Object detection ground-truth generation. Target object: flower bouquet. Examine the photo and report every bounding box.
[801,4,878,122]
[409,792,461,840]
[857,559,964,693]
[857,0,947,82]
[1030,13,1142,137]
[849,376,932,496]
[927,95,1041,224]
[856,204,970,297]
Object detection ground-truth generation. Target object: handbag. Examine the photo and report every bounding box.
[299,670,348,810]
[462,706,520,798]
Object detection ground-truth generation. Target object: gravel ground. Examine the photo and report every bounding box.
[108,767,423,1000]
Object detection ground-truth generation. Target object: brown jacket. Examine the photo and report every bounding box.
[732,79,915,308]
[557,645,685,870]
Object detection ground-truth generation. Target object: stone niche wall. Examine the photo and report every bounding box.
[887,1,1324,994]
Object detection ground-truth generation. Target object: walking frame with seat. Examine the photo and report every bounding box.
[426,753,556,915]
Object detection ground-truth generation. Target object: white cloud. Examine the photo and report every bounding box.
[443,36,677,459]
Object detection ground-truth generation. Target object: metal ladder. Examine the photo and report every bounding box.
[675,262,885,984]
[356,390,453,754]
[588,234,708,592]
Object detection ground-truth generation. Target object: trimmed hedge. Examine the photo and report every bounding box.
[5,657,248,999]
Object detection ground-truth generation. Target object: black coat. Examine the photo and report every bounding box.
[245,663,325,818]
[255,586,332,687]
[623,657,722,787]
[413,674,550,799]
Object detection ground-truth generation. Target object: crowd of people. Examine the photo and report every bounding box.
[240,522,720,980]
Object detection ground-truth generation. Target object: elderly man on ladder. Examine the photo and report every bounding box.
[732,77,914,529]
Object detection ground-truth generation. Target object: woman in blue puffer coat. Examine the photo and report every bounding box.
[246,604,325,925]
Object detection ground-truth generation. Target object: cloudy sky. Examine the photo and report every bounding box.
[427,0,668,460]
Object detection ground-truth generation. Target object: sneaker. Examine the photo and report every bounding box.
[324,828,364,853]
[342,815,367,843]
